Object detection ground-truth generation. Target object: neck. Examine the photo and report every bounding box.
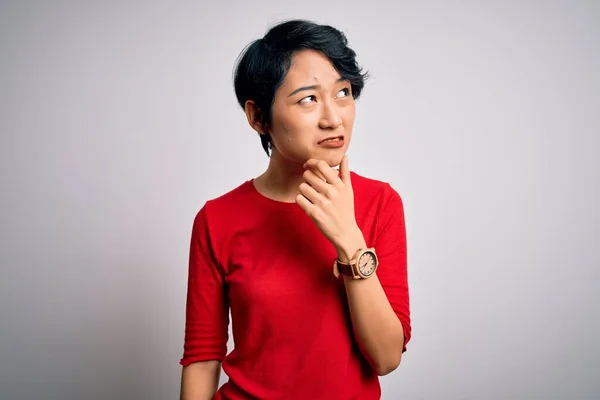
[254,149,306,203]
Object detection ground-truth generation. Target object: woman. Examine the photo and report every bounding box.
[180,19,411,400]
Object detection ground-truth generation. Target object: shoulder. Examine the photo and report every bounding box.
[207,179,253,208]
[350,170,388,190]
[350,170,401,205]
[192,180,254,227]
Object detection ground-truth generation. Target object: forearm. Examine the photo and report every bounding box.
[335,232,405,376]
[180,361,221,400]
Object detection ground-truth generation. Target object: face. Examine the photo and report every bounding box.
[266,49,356,167]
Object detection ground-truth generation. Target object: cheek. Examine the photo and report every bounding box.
[343,103,356,125]
[277,113,314,140]
[282,124,295,142]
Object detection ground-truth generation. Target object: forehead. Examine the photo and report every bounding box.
[282,49,342,87]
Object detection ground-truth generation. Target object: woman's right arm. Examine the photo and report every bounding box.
[180,204,229,399]
[180,360,221,400]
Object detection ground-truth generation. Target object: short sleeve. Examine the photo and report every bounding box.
[180,203,229,366]
[374,184,412,353]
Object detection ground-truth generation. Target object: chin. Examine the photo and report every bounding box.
[297,146,347,167]
[317,151,345,167]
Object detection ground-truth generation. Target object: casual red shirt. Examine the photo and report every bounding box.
[180,171,411,399]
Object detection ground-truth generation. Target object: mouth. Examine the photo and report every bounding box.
[318,135,345,145]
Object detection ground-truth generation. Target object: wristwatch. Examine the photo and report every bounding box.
[333,248,379,279]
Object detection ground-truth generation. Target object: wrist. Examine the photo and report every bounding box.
[335,227,367,263]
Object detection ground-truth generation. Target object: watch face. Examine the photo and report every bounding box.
[358,251,377,277]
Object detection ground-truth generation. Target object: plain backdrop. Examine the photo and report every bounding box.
[1,1,599,399]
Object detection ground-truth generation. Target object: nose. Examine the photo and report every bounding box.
[318,100,342,129]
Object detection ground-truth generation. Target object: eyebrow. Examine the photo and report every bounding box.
[287,77,348,97]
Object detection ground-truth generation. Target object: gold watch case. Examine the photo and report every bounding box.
[333,248,378,279]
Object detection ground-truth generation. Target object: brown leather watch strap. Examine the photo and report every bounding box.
[336,259,354,277]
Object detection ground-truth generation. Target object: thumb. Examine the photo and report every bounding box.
[340,155,351,186]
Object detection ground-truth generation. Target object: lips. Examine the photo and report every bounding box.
[318,135,344,144]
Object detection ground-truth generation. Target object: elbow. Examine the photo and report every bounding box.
[375,329,405,376]
[375,352,402,376]
[375,358,400,376]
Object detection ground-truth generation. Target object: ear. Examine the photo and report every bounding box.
[244,100,268,135]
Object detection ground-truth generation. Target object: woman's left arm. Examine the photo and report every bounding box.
[297,156,411,376]
[335,233,405,376]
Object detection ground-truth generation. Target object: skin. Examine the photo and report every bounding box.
[247,49,355,203]
[181,49,405,399]
[180,361,220,400]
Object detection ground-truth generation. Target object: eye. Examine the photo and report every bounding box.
[337,87,351,98]
[298,95,316,104]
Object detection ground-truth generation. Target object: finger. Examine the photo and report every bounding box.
[339,155,351,186]
[304,159,341,185]
[303,159,327,181]
[298,182,323,204]
[295,193,315,215]
[315,169,327,181]
[303,169,330,195]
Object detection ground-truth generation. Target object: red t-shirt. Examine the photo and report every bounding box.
[180,171,411,399]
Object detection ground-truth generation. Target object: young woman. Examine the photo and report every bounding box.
[180,19,411,400]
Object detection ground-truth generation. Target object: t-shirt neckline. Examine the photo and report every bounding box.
[246,179,304,209]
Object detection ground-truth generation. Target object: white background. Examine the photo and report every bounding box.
[1,1,599,398]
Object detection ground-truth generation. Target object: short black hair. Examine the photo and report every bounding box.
[233,19,368,156]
